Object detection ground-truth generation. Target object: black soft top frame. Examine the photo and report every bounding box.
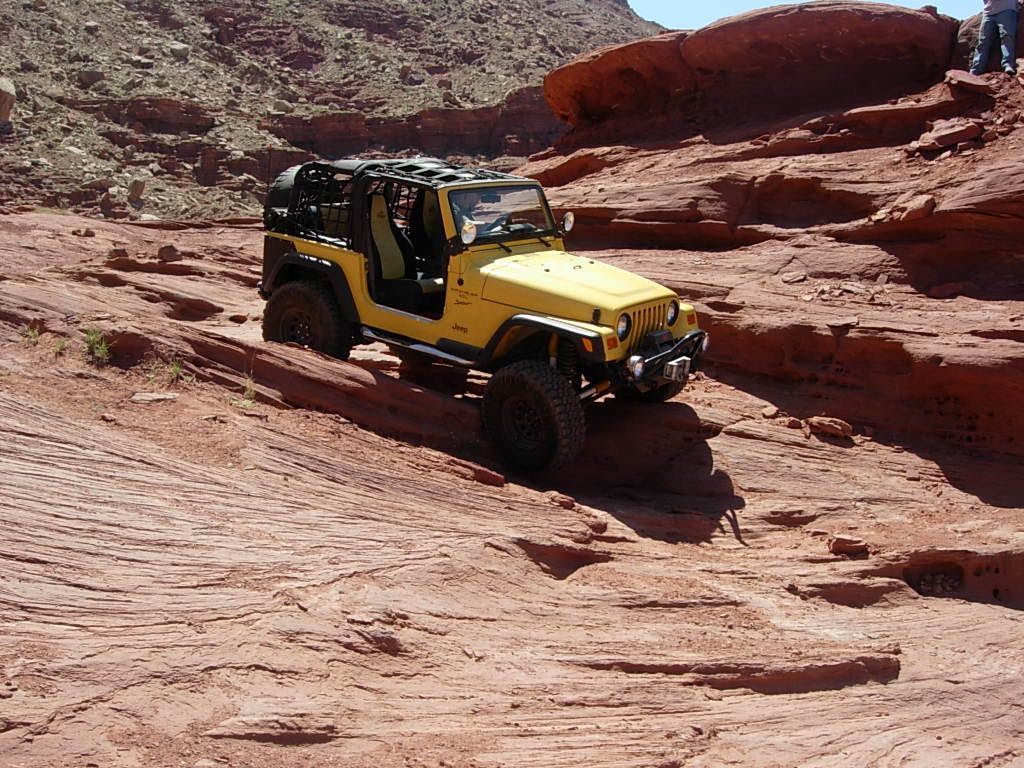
[265,157,528,240]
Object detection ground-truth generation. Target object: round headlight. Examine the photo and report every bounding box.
[562,211,575,233]
[460,220,477,245]
[701,333,710,353]
[616,313,631,341]
[667,300,680,326]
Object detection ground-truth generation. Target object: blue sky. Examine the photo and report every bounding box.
[629,1,981,30]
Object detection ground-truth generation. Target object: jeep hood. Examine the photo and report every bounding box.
[479,250,674,322]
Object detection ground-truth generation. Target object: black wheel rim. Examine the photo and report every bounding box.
[501,393,549,452]
[282,309,317,346]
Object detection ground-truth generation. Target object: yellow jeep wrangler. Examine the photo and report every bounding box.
[260,158,708,470]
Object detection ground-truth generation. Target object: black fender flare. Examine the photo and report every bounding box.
[263,251,359,324]
[480,314,605,369]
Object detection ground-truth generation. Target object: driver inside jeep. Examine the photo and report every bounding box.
[448,186,554,240]
[450,189,482,231]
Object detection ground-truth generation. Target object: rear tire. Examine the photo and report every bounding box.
[482,360,585,471]
[262,280,351,360]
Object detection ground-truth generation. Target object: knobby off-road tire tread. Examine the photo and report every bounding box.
[262,279,351,360]
[482,359,586,471]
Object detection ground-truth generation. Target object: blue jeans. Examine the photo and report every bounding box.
[971,9,1018,74]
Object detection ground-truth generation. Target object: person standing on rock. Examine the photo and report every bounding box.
[970,0,1021,76]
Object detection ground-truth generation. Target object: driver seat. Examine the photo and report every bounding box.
[369,194,443,312]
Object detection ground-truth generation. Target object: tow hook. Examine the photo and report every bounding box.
[664,355,692,382]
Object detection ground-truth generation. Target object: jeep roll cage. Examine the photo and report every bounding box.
[264,156,525,244]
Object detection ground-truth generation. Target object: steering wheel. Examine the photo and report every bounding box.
[479,213,510,234]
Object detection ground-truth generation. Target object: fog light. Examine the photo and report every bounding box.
[628,354,645,379]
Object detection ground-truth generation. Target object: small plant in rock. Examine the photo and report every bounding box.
[143,357,195,386]
[166,360,196,385]
[83,328,110,367]
[230,378,257,409]
[53,338,68,357]
[20,324,40,346]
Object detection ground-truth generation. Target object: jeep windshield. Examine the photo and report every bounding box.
[448,185,556,243]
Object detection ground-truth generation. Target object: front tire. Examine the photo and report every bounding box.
[262,280,351,360]
[482,360,585,471]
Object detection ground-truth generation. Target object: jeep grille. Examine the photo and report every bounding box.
[627,302,668,350]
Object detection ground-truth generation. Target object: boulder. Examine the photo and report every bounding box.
[157,244,183,262]
[169,42,191,62]
[127,179,146,204]
[895,193,936,222]
[944,69,995,95]
[828,536,869,557]
[807,416,854,438]
[401,70,426,86]
[76,70,106,89]
[916,118,983,151]
[545,2,958,140]
[0,78,15,123]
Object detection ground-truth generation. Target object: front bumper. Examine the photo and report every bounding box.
[625,330,708,388]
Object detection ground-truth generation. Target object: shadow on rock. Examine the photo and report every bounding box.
[537,398,747,545]
[706,366,1024,509]
[858,234,1024,304]
[901,441,1024,510]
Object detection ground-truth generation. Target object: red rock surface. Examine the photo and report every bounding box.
[1,212,1022,767]
[3,3,1024,766]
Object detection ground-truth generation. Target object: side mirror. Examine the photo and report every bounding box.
[460,220,478,245]
[562,211,575,233]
